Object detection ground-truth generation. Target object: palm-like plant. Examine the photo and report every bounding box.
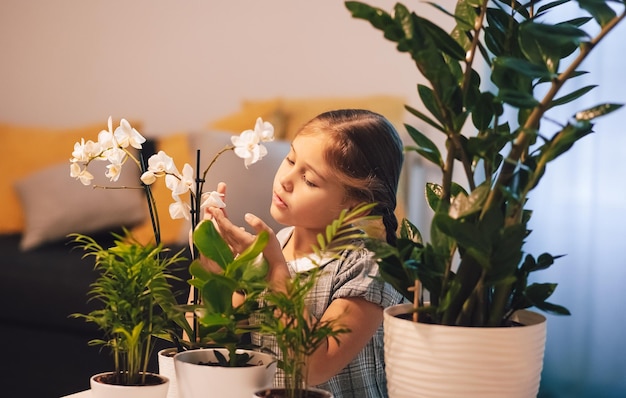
[70,230,187,385]
[346,0,625,326]
[257,203,377,398]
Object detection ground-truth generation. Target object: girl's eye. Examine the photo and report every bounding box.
[285,156,295,166]
[302,174,317,187]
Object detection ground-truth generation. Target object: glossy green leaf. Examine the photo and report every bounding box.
[405,124,444,168]
[578,0,617,27]
[575,103,624,121]
[497,88,540,108]
[551,85,597,107]
[405,104,445,133]
[193,221,234,269]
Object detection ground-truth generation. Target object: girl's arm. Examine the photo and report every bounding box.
[209,208,383,385]
[307,297,382,385]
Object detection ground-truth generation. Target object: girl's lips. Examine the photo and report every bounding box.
[272,192,287,208]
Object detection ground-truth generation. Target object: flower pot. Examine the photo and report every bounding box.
[253,387,334,398]
[174,348,277,398]
[383,303,547,398]
[90,371,169,398]
[158,347,179,398]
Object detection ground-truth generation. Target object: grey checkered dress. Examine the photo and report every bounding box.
[252,227,404,398]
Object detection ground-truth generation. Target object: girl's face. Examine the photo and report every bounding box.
[270,132,354,232]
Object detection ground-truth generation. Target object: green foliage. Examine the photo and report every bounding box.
[346,0,625,326]
[259,204,373,398]
[181,220,269,367]
[70,230,187,385]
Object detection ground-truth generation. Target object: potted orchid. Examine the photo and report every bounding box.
[346,0,625,397]
[68,116,276,396]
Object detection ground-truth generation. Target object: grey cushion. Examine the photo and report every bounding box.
[15,160,147,250]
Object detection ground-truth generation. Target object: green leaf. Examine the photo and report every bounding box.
[405,104,445,133]
[550,85,597,108]
[417,84,446,128]
[404,124,444,168]
[540,120,594,162]
[497,88,540,108]
[193,221,234,269]
[578,0,617,27]
[575,103,624,121]
[493,56,555,80]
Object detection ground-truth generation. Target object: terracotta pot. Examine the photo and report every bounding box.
[174,348,277,398]
[383,303,547,398]
[90,371,169,398]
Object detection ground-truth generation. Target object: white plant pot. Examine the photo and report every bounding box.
[158,348,179,398]
[90,371,169,398]
[383,303,547,398]
[253,386,333,397]
[174,348,277,398]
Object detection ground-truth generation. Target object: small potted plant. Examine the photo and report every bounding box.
[345,0,624,397]
[253,204,376,398]
[70,230,187,398]
[172,220,278,398]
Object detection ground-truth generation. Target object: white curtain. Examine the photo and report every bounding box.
[527,9,626,398]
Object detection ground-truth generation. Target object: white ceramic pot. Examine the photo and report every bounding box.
[174,348,277,398]
[383,303,547,398]
[158,347,179,398]
[253,386,333,397]
[90,371,169,398]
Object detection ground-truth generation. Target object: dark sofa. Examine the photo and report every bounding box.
[0,231,191,397]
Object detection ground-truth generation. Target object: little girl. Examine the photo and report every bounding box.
[204,109,405,398]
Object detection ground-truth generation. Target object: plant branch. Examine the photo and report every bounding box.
[482,9,626,221]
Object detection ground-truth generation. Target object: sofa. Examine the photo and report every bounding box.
[0,95,405,397]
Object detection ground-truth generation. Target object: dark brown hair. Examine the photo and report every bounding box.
[298,109,404,244]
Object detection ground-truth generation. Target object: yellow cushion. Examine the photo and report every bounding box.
[0,121,136,234]
[209,97,289,138]
[280,95,406,141]
[131,132,192,245]
[208,95,406,141]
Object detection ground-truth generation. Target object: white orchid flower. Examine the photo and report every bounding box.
[140,170,157,185]
[97,116,115,149]
[106,163,123,182]
[147,151,178,176]
[253,117,275,142]
[231,130,268,168]
[200,191,226,209]
[165,163,195,196]
[70,162,94,186]
[71,138,101,162]
[114,118,146,149]
[169,196,191,220]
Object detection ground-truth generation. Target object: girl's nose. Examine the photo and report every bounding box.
[278,169,295,192]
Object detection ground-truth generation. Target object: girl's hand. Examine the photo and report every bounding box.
[208,208,291,293]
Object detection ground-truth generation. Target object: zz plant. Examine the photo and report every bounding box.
[346,0,625,326]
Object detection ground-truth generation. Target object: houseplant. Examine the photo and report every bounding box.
[346,0,625,396]
[253,204,376,398]
[172,220,277,398]
[68,116,276,396]
[70,230,186,398]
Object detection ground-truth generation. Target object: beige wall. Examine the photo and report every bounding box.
[0,0,453,135]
